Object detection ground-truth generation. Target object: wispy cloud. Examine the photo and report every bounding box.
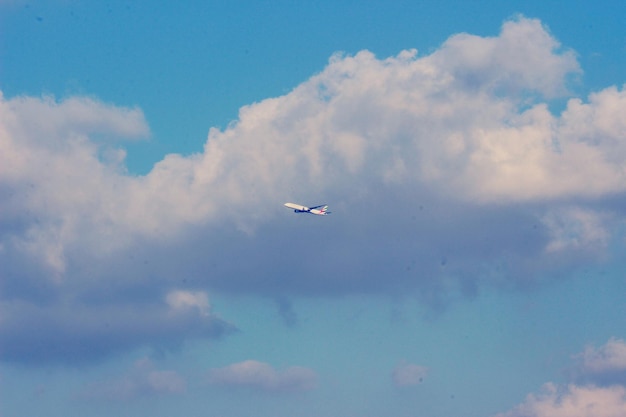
[79,358,186,401]
[392,361,428,387]
[207,360,318,393]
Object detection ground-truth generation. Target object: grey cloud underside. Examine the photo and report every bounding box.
[0,299,235,365]
[2,17,626,365]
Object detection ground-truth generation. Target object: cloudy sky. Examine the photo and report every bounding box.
[1,1,626,416]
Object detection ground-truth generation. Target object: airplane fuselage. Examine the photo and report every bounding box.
[284,202,330,216]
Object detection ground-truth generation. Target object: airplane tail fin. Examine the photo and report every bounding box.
[321,205,330,214]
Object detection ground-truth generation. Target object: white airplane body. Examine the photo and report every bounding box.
[284,202,330,216]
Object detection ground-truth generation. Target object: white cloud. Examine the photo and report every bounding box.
[80,358,186,401]
[542,207,611,254]
[392,362,428,387]
[129,16,626,212]
[579,339,626,373]
[570,338,626,385]
[1,93,149,141]
[497,383,626,417]
[428,16,580,98]
[499,339,626,416]
[207,360,318,392]
[0,93,149,278]
[166,290,210,316]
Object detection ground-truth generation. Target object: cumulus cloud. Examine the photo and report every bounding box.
[498,338,626,416]
[207,360,318,393]
[2,16,626,364]
[429,16,579,98]
[80,358,186,401]
[578,338,626,374]
[497,383,626,417]
[0,93,149,278]
[392,361,428,387]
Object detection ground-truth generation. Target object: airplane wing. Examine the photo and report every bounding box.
[309,205,330,215]
[284,202,308,211]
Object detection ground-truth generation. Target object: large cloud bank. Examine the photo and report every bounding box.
[2,17,626,364]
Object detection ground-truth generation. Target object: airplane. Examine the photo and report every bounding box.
[284,202,331,216]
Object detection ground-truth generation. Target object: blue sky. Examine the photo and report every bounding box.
[1,1,626,416]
